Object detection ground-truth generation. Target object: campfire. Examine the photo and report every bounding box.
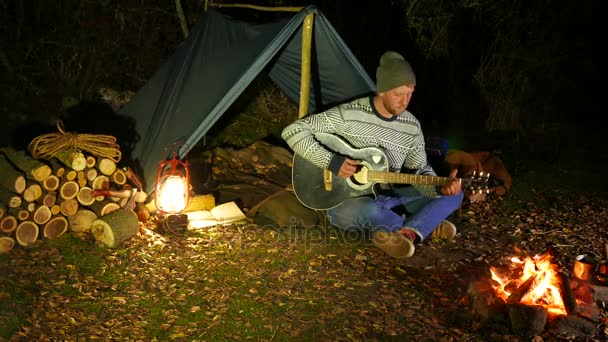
[489,251,568,316]
[468,249,602,338]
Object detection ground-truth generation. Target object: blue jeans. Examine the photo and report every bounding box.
[326,186,464,241]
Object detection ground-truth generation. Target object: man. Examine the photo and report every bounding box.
[281,51,463,258]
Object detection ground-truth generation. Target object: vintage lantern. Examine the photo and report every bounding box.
[155,143,190,214]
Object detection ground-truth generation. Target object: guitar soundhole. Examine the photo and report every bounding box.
[347,162,373,190]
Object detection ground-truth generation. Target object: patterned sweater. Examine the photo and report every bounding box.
[282,96,439,197]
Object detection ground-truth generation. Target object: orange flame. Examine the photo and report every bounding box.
[490,254,567,315]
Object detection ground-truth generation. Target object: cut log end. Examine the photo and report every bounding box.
[15,221,40,246]
[1,215,18,233]
[43,216,68,240]
[91,209,139,247]
[0,236,15,253]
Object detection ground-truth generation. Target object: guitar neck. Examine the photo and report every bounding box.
[367,170,455,186]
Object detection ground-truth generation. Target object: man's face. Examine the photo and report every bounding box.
[381,84,415,116]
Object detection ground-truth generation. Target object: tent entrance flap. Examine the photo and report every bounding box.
[120,5,375,193]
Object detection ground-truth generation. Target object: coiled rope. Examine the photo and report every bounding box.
[28,121,122,162]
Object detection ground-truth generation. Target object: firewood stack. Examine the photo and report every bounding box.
[0,131,147,253]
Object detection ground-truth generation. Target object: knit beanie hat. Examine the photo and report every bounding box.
[376,51,416,92]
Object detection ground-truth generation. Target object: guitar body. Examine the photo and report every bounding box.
[292,133,389,210]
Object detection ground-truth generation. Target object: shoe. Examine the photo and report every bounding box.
[372,230,415,258]
[430,220,457,239]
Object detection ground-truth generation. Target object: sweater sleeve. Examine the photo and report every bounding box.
[281,106,346,170]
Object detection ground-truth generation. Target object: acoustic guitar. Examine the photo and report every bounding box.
[292,133,490,210]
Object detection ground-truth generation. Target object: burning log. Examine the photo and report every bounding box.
[506,274,539,304]
[556,272,578,315]
[91,209,139,247]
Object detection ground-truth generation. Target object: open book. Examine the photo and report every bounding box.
[185,201,247,229]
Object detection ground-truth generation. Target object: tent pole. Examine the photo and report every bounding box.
[298,12,315,118]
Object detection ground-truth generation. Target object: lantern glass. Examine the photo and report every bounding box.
[157,174,188,214]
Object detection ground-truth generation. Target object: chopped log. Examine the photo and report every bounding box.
[8,195,21,208]
[0,154,27,193]
[42,192,57,207]
[91,209,139,247]
[17,209,29,221]
[92,189,147,203]
[55,149,86,171]
[63,169,77,181]
[507,274,538,304]
[0,190,22,208]
[15,220,39,246]
[69,209,97,233]
[60,198,79,217]
[59,180,79,200]
[97,158,117,176]
[1,215,18,233]
[26,202,36,212]
[77,177,87,188]
[55,166,65,178]
[85,155,96,168]
[85,167,98,182]
[91,175,110,191]
[33,205,52,225]
[43,216,68,240]
[556,272,578,315]
[23,183,43,202]
[89,201,121,217]
[77,186,96,206]
[0,206,4,218]
[42,174,60,192]
[0,147,52,181]
[111,168,127,185]
[506,303,548,336]
[50,204,61,216]
[0,236,15,253]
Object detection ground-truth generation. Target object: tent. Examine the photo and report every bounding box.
[120,5,376,193]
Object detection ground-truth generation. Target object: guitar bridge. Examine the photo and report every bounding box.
[323,169,333,191]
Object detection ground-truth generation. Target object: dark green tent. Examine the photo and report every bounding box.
[120,5,375,193]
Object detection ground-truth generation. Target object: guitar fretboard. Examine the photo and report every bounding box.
[367,170,456,186]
